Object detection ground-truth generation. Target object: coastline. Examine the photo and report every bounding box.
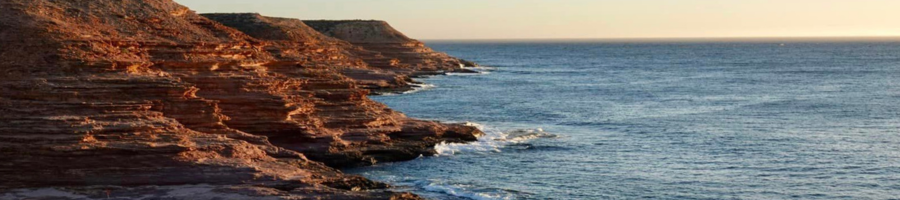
[0,72,485,200]
[0,1,484,199]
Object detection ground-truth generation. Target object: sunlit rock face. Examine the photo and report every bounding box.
[201,13,416,92]
[0,0,480,199]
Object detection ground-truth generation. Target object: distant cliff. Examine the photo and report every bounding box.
[0,0,481,199]
[304,20,478,76]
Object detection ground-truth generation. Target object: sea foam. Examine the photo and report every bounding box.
[417,180,515,200]
[447,71,491,76]
[422,184,511,200]
[434,122,557,155]
[448,66,493,76]
[402,83,436,94]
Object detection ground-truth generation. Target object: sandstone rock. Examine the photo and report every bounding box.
[201,13,415,92]
[0,0,480,199]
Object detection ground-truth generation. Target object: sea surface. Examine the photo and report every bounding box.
[348,39,900,200]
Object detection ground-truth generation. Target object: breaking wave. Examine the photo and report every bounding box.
[378,83,438,96]
[434,122,558,155]
[422,184,512,200]
[448,66,493,76]
[403,83,436,94]
[447,71,491,76]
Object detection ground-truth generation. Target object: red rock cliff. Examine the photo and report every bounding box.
[201,13,418,92]
[0,0,480,199]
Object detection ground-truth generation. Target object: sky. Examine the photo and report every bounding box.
[175,0,900,40]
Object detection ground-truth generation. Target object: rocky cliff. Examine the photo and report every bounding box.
[200,13,418,92]
[0,0,481,199]
[304,20,478,76]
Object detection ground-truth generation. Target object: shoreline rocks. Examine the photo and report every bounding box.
[0,0,482,199]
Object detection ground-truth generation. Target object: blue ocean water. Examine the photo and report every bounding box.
[348,40,900,200]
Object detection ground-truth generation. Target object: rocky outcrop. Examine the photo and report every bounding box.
[0,0,481,199]
[202,14,478,93]
[304,20,478,76]
[201,13,416,92]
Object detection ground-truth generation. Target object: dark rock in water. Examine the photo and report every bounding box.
[0,0,480,199]
[459,59,480,67]
[303,120,484,168]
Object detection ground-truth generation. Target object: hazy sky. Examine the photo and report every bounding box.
[176,0,900,40]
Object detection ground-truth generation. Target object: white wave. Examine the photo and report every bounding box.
[504,128,558,142]
[377,92,400,96]
[465,66,498,71]
[374,83,436,96]
[448,66,493,76]
[423,184,511,200]
[418,180,514,200]
[447,71,491,76]
[402,83,436,94]
[448,68,492,76]
[434,122,557,155]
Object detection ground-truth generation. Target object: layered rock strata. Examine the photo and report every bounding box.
[201,13,416,92]
[0,0,481,199]
[303,20,478,76]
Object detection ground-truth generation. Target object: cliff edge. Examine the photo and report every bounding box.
[0,0,481,199]
[304,20,478,76]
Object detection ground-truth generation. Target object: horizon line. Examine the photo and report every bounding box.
[421,35,900,42]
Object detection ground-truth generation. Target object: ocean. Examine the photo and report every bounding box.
[347,40,900,200]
